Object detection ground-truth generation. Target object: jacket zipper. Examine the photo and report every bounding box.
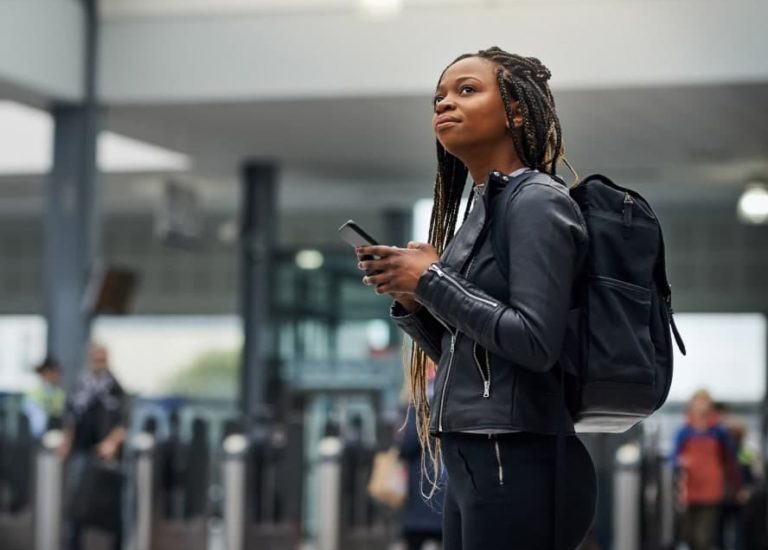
[431,209,497,430]
[438,331,458,432]
[493,438,504,485]
[431,312,457,432]
[473,342,492,398]
[428,264,499,308]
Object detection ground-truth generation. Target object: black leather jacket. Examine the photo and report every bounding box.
[391,170,588,436]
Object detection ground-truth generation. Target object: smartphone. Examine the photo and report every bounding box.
[338,220,379,248]
[338,220,379,263]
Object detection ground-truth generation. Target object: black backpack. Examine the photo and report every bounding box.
[491,172,687,433]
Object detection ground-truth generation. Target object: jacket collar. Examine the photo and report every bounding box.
[440,169,532,272]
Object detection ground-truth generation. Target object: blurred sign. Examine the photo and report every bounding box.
[155,179,203,248]
[83,265,140,315]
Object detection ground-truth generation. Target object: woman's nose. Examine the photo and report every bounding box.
[435,98,453,113]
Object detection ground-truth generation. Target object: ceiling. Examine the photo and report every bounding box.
[1,81,766,217]
[106,81,768,205]
[99,0,608,19]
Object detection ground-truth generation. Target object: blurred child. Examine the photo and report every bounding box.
[673,389,741,550]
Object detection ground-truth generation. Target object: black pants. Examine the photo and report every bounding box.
[441,432,596,550]
[405,531,443,550]
[682,504,720,550]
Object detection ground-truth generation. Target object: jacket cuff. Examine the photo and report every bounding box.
[390,299,435,336]
[390,299,444,362]
[390,299,419,319]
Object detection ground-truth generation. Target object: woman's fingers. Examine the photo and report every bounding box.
[356,245,399,260]
[362,271,387,287]
[363,272,399,294]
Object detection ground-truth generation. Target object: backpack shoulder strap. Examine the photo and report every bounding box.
[490,170,552,279]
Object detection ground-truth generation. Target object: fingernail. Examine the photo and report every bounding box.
[362,276,369,285]
[357,262,363,269]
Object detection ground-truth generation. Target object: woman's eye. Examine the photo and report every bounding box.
[460,86,475,95]
[432,95,444,106]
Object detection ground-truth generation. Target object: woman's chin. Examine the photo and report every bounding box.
[437,139,466,160]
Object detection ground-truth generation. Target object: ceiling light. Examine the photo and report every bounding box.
[358,0,403,17]
[295,249,324,270]
[0,101,190,175]
[217,220,239,244]
[737,184,768,225]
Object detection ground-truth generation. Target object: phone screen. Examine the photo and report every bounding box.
[338,220,379,248]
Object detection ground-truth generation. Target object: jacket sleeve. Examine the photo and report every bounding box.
[414,182,587,373]
[390,301,445,364]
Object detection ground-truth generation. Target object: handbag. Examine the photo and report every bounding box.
[69,457,124,533]
[366,447,407,509]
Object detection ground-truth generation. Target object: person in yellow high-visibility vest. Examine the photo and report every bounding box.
[23,357,66,439]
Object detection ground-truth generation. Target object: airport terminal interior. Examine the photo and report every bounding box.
[0,1,767,549]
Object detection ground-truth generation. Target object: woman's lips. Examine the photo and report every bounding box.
[435,117,460,130]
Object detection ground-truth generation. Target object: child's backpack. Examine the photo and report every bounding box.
[491,172,687,433]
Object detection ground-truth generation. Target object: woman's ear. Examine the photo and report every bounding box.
[508,100,524,129]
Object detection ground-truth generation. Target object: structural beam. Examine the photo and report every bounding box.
[43,0,100,390]
[239,162,279,421]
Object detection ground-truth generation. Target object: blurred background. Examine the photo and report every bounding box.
[0,1,766,549]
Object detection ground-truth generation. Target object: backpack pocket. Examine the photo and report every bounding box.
[587,276,655,385]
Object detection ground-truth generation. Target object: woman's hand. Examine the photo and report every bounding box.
[356,242,439,296]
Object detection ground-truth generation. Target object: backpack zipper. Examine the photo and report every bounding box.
[428,264,499,308]
[473,342,492,398]
[622,192,633,238]
[665,293,687,355]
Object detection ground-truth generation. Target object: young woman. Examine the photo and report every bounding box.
[356,47,597,549]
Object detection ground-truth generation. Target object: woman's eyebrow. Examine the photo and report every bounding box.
[436,75,482,91]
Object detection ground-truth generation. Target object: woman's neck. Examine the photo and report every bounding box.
[463,148,525,186]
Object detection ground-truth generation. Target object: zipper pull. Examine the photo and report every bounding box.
[622,193,633,239]
[483,381,491,399]
[450,334,456,355]
[665,294,687,355]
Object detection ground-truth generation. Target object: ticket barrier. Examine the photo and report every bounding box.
[0,411,34,550]
[128,417,210,550]
[314,434,396,550]
[222,420,304,550]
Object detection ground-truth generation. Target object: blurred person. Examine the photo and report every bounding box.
[356,47,596,549]
[58,342,127,550]
[398,362,443,550]
[673,389,741,550]
[23,357,66,439]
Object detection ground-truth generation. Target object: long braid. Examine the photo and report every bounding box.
[409,47,576,497]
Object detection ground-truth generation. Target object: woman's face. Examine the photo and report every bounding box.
[432,56,514,158]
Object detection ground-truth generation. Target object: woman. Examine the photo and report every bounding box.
[356,47,597,549]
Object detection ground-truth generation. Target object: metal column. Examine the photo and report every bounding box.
[613,442,642,550]
[316,436,342,550]
[239,162,278,421]
[382,208,412,248]
[44,0,101,391]
[34,430,64,550]
[222,434,249,550]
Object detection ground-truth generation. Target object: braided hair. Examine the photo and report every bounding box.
[409,47,575,497]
